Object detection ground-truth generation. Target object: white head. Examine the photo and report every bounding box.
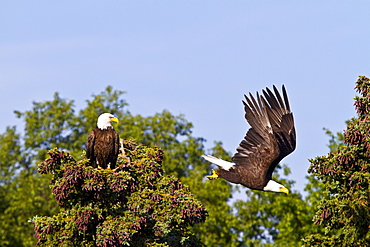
[97,113,119,130]
[263,180,289,194]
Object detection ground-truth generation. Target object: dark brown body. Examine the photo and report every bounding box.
[86,127,120,169]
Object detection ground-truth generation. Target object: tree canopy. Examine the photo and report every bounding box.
[303,76,370,246]
[3,78,369,246]
[33,140,207,246]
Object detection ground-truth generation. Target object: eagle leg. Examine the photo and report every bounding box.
[206,170,219,180]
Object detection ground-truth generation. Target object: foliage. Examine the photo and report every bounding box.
[14,93,79,166]
[0,85,327,246]
[0,125,59,246]
[323,127,345,152]
[0,168,58,246]
[0,86,235,246]
[302,76,370,246]
[32,140,207,246]
[0,126,21,185]
[185,142,238,247]
[231,165,322,247]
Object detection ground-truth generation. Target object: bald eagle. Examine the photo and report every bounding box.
[86,113,120,169]
[203,85,296,193]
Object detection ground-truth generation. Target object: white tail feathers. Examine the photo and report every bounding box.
[201,154,235,171]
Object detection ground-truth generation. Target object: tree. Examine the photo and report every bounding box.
[0,125,59,246]
[185,142,239,247]
[230,164,323,247]
[32,140,207,246]
[14,92,79,166]
[0,168,58,246]
[0,93,77,247]
[0,85,328,246]
[302,76,370,246]
[0,86,236,246]
[0,126,21,186]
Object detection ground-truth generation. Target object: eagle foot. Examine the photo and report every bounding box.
[206,170,219,180]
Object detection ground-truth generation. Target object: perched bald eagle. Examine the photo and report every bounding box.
[86,113,120,169]
[203,85,296,193]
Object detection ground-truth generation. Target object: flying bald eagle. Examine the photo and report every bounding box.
[86,113,120,169]
[203,85,296,193]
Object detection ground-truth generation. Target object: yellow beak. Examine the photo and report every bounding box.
[111,117,119,123]
[280,187,289,194]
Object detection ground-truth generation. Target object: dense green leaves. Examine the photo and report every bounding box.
[0,126,21,185]
[0,84,346,246]
[0,125,59,247]
[0,86,234,246]
[0,168,58,246]
[303,76,370,246]
[230,165,322,247]
[33,141,207,246]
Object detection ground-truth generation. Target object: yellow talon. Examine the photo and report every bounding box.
[206,170,219,180]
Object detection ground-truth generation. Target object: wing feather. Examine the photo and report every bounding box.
[282,85,291,112]
[233,90,277,176]
[111,130,120,169]
[86,129,96,167]
[232,85,296,182]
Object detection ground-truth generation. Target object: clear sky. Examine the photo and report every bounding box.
[1,1,369,194]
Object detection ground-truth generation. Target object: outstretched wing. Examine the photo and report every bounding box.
[232,89,280,182]
[232,85,295,181]
[261,85,296,178]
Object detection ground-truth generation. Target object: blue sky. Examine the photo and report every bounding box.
[1,1,369,194]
